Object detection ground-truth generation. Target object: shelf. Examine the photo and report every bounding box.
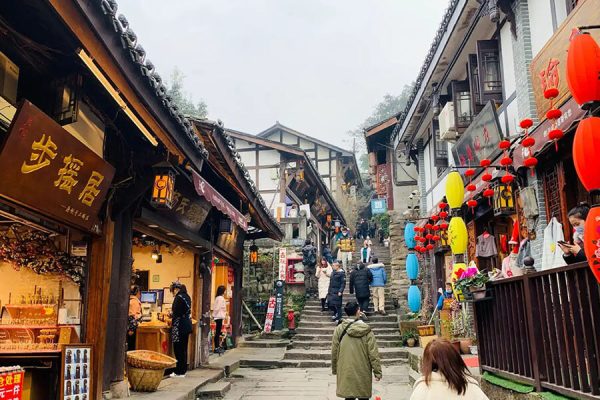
[0,349,60,354]
[0,325,75,330]
[5,305,57,309]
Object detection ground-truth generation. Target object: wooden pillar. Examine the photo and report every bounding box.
[200,254,212,364]
[279,160,287,203]
[85,219,114,400]
[232,263,243,345]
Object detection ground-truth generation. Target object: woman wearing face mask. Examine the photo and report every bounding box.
[559,203,589,264]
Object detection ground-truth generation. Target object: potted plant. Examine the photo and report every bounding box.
[454,272,490,300]
[404,329,419,347]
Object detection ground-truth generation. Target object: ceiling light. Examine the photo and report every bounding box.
[141,234,147,238]
[182,239,190,243]
[148,224,158,228]
[151,249,159,260]
[166,232,176,236]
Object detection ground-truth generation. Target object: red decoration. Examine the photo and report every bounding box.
[482,173,493,182]
[439,211,448,219]
[465,169,476,177]
[425,223,433,230]
[467,199,478,209]
[583,207,600,283]
[439,202,448,210]
[500,156,513,167]
[483,189,494,198]
[440,222,449,230]
[524,157,538,173]
[431,215,440,222]
[432,235,441,242]
[544,87,559,99]
[522,137,535,147]
[413,226,420,233]
[546,108,562,120]
[426,233,433,240]
[573,117,600,192]
[567,31,600,107]
[466,184,476,192]
[499,140,511,150]
[419,247,427,254]
[426,244,434,251]
[480,159,491,168]
[501,174,515,184]
[520,119,533,129]
[432,225,440,231]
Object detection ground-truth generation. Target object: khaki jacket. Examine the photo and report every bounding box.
[410,372,489,400]
[331,319,381,399]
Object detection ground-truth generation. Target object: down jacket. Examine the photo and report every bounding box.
[316,264,333,299]
[327,269,346,307]
[368,263,387,287]
[349,266,373,298]
[410,371,489,400]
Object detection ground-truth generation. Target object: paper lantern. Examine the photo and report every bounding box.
[407,285,421,313]
[482,173,493,182]
[406,253,419,280]
[499,140,511,150]
[425,223,433,230]
[439,202,448,210]
[567,32,600,107]
[584,207,600,283]
[249,242,259,266]
[480,159,491,168]
[573,117,600,192]
[448,217,468,254]
[483,188,494,198]
[151,161,177,209]
[520,119,533,129]
[426,244,434,250]
[446,171,465,210]
[501,173,515,184]
[439,211,448,219]
[404,222,416,249]
[439,221,449,230]
[465,169,476,177]
[466,184,477,192]
[426,233,433,240]
[431,215,440,222]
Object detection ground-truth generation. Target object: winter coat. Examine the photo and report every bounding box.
[331,319,382,399]
[410,371,489,400]
[368,263,387,287]
[360,246,373,263]
[327,269,346,307]
[322,247,334,264]
[171,291,192,343]
[301,244,317,267]
[316,264,333,299]
[563,248,587,264]
[349,267,373,299]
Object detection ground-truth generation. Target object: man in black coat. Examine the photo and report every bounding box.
[301,239,318,298]
[327,261,346,323]
[349,262,373,315]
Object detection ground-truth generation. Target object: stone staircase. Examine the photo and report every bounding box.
[284,240,406,368]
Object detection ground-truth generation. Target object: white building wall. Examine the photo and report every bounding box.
[239,151,256,167]
[528,0,556,57]
[258,168,278,191]
[281,132,297,145]
[259,150,280,165]
[500,23,517,98]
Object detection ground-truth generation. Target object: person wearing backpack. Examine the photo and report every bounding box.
[302,239,318,298]
[331,301,382,400]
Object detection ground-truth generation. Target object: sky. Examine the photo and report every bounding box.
[117,1,447,151]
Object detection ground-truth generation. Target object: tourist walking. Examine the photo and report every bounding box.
[410,338,489,400]
[170,282,193,377]
[368,257,387,315]
[212,285,227,353]
[359,218,369,240]
[335,227,355,272]
[331,301,382,400]
[317,257,333,311]
[349,262,373,314]
[327,261,346,323]
[127,286,142,351]
[301,239,318,298]
[369,219,377,239]
[360,240,373,264]
[322,245,334,264]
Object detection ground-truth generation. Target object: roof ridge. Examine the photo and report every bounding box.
[258,122,353,155]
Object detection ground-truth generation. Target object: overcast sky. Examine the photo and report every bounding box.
[117,1,446,150]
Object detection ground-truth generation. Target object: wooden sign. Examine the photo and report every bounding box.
[0,101,115,233]
[530,0,600,120]
[60,344,92,400]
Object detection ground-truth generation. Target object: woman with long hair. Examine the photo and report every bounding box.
[212,285,227,353]
[410,339,489,399]
[169,282,192,377]
[559,203,590,264]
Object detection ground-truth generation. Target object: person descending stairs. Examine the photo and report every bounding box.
[284,236,405,367]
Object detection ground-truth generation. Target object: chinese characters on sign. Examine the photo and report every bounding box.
[263,296,276,333]
[0,101,114,232]
[451,101,503,171]
[278,248,287,281]
[0,368,24,400]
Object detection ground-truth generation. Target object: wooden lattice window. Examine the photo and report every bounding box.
[542,162,570,239]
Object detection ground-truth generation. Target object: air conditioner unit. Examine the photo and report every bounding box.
[0,51,19,105]
[439,102,458,141]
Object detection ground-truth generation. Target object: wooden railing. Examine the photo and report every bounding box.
[474,262,600,399]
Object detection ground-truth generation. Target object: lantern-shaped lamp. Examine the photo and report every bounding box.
[151,161,177,209]
[249,242,259,266]
[406,253,419,280]
[407,285,421,313]
[404,222,416,249]
[567,31,600,108]
[492,180,515,216]
[446,171,465,210]
[448,217,468,254]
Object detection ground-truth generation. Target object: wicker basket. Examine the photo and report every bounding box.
[126,350,176,370]
[127,365,165,392]
[417,324,435,336]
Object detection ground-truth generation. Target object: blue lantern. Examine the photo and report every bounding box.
[408,285,421,313]
[406,253,419,280]
[404,222,416,249]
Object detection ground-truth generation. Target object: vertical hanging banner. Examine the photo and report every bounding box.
[278,248,287,281]
[263,296,276,333]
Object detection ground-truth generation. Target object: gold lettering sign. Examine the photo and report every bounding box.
[0,101,115,233]
[530,0,600,119]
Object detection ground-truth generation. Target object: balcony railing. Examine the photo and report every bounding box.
[474,262,600,399]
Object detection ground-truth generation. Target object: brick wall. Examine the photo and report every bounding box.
[529,172,548,268]
[417,139,427,216]
[512,0,537,123]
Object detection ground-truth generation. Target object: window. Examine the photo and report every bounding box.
[477,40,503,103]
[432,120,448,176]
[468,54,484,114]
[566,0,579,14]
[451,80,473,130]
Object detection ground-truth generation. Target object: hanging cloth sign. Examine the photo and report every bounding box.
[191,169,248,231]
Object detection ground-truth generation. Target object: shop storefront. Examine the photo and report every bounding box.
[0,102,114,399]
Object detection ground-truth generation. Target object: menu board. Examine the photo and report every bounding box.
[61,345,92,400]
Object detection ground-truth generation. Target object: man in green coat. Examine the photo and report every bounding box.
[331,301,382,400]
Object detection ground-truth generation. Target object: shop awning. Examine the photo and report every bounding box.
[513,97,585,168]
[191,170,249,231]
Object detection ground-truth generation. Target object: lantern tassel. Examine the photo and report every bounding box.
[555,140,559,152]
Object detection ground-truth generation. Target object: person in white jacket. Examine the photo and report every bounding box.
[316,257,332,311]
[410,339,489,400]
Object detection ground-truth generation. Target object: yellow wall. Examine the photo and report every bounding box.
[132,246,195,303]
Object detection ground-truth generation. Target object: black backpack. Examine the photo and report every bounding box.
[303,246,316,266]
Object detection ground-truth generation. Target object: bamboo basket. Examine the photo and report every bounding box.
[126,350,176,370]
[417,324,435,336]
[127,365,165,392]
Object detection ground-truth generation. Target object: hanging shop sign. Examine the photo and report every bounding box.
[0,367,24,400]
[529,0,600,120]
[153,179,212,233]
[513,97,585,167]
[278,247,287,281]
[0,101,115,233]
[191,170,248,231]
[216,222,245,261]
[263,296,276,333]
[371,198,387,215]
[451,101,503,170]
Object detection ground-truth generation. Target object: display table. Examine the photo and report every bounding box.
[136,322,172,356]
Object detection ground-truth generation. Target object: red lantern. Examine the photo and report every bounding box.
[500,156,513,167]
[419,247,427,254]
[480,159,491,168]
[426,233,433,240]
[573,117,600,192]
[546,109,562,120]
[467,199,478,209]
[431,215,440,222]
[439,202,448,210]
[544,88,559,99]
[465,169,476,177]
[567,31,600,107]
[413,226,420,233]
[499,140,511,150]
[432,235,441,242]
[522,137,535,148]
[426,244,434,251]
[501,174,515,184]
[583,207,600,283]
[482,173,493,182]
[520,119,533,129]
[524,157,538,176]
[432,225,440,231]
[483,189,494,198]
[466,183,476,192]
[425,223,433,230]
[439,211,448,219]
[440,221,449,230]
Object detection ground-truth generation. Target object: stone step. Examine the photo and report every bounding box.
[293,333,401,342]
[295,327,399,336]
[196,381,232,399]
[238,339,289,348]
[290,339,403,349]
[299,311,397,322]
[238,358,407,369]
[299,320,398,329]
[283,348,408,360]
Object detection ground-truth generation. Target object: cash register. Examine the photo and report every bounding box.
[140,291,157,322]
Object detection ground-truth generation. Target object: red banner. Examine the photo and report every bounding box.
[0,369,24,400]
[191,170,248,231]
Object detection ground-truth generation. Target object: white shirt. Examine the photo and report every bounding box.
[541,217,567,270]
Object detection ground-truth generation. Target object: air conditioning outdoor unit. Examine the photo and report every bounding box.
[439,102,458,141]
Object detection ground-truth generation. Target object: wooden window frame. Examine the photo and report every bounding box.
[477,40,503,103]
[451,80,473,130]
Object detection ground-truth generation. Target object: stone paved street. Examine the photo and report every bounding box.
[222,366,413,400]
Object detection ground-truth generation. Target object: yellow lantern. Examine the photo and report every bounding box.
[151,161,177,209]
[448,216,468,254]
[445,171,465,210]
[249,242,259,266]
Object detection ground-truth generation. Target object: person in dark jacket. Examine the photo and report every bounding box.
[327,261,346,324]
[350,263,373,314]
[559,203,589,265]
[170,281,193,377]
[322,245,334,264]
[301,239,318,298]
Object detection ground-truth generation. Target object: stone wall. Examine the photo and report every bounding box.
[389,210,410,311]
